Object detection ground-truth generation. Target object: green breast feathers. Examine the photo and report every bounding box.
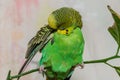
[39,27,84,72]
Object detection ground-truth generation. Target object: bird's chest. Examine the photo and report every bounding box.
[53,31,82,52]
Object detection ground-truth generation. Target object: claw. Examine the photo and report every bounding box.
[79,63,84,69]
[75,62,84,69]
[39,65,46,73]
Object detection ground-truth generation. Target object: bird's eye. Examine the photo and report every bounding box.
[59,27,65,30]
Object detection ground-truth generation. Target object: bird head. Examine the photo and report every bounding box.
[48,7,82,35]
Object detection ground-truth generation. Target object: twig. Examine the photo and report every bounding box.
[7,46,120,80]
[11,68,39,79]
[9,54,120,79]
[84,55,120,64]
[116,46,120,56]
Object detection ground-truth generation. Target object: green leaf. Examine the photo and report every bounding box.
[6,70,12,80]
[107,5,120,46]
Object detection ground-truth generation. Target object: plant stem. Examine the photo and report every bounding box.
[104,62,114,68]
[84,55,120,64]
[11,68,39,79]
[116,46,120,56]
[9,55,120,79]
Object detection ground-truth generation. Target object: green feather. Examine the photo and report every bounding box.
[39,27,84,79]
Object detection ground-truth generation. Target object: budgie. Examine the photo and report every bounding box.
[17,7,85,80]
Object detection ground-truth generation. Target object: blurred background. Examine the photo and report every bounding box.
[0,0,120,80]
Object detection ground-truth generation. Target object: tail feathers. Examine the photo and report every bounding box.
[17,53,36,80]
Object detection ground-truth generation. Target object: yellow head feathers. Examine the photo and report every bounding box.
[48,7,83,30]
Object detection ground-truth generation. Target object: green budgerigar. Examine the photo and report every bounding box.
[17,7,85,80]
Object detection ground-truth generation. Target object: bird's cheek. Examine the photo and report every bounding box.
[57,30,66,35]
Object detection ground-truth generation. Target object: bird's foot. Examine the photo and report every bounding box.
[76,62,84,69]
[39,65,46,73]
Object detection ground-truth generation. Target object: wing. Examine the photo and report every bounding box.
[17,25,54,80]
[26,25,53,58]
